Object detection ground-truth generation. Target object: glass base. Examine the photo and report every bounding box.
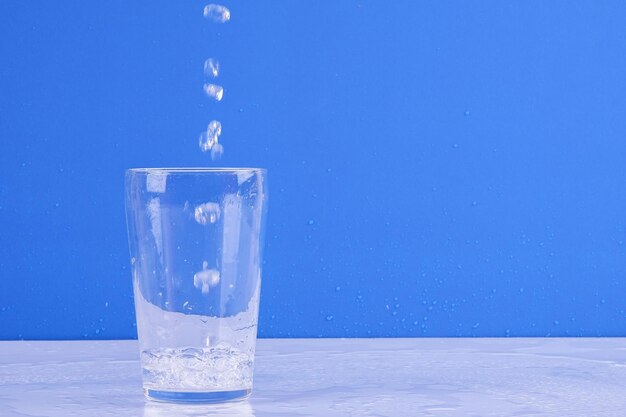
[144,388,251,403]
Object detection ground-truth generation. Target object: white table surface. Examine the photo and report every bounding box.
[1,338,626,416]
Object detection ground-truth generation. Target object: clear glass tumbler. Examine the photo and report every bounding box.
[125,168,268,403]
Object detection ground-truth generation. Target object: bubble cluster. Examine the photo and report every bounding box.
[203,4,231,23]
[194,202,221,225]
[141,345,253,391]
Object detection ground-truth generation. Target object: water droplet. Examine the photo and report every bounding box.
[307,219,315,225]
[194,202,221,225]
[204,58,219,78]
[194,263,220,294]
[203,83,224,101]
[199,120,222,152]
[130,257,136,265]
[211,143,224,160]
[325,315,334,321]
[471,201,477,206]
[203,4,231,23]
[335,286,341,292]
[452,143,459,149]
[464,110,470,116]
[104,302,109,307]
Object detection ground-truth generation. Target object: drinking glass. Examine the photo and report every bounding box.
[125,168,268,403]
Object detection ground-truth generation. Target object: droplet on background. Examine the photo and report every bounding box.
[199,120,222,152]
[204,83,224,101]
[203,4,231,23]
[194,202,221,225]
[210,143,224,160]
[204,58,220,78]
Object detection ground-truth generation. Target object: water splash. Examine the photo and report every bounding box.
[203,83,224,101]
[203,4,231,23]
[141,345,252,391]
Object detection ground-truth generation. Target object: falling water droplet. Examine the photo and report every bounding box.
[193,261,220,294]
[194,202,221,225]
[203,4,231,23]
[203,83,224,101]
[204,58,220,78]
[210,143,224,160]
[199,120,222,152]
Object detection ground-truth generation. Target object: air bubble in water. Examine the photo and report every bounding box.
[211,143,224,160]
[193,261,220,294]
[204,58,219,78]
[194,202,221,225]
[204,83,224,101]
[203,4,231,23]
[199,120,222,152]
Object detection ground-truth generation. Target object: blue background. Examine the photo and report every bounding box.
[1,1,626,339]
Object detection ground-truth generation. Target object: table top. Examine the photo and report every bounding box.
[1,338,626,416]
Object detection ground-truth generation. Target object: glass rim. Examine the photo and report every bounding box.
[126,167,267,174]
